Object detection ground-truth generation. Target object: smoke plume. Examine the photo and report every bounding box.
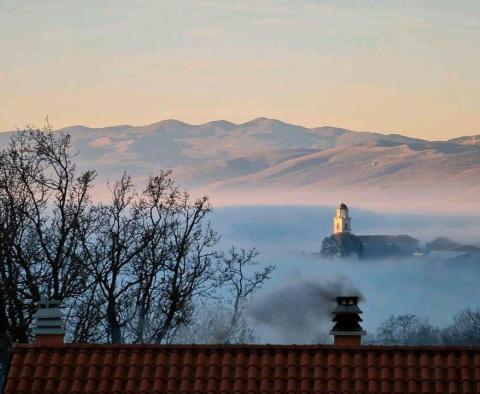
[248,275,363,344]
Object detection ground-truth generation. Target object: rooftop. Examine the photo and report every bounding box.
[5,343,480,394]
[357,234,419,243]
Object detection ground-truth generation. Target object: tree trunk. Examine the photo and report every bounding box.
[106,299,121,344]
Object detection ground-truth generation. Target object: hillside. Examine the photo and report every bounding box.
[1,118,479,212]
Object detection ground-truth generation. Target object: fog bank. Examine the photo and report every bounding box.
[209,205,480,342]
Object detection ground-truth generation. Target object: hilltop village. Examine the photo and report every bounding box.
[321,203,480,260]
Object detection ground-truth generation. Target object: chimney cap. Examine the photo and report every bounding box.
[336,296,360,304]
[35,299,63,308]
[330,295,366,342]
[332,296,362,313]
[32,299,65,340]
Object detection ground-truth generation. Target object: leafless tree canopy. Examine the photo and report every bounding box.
[374,314,440,345]
[442,308,480,345]
[0,127,96,344]
[373,310,480,346]
[0,126,275,381]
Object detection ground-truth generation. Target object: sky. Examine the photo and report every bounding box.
[1,0,479,139]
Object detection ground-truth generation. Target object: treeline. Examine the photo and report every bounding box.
[370,309,480,345]
[0,127,274,372]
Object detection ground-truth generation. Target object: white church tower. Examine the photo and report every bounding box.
[333,202,351,234]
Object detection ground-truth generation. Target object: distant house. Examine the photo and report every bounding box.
[4,298,480,394]
[425,236,480,261]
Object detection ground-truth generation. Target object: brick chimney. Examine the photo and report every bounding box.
[330,296,365,347]
[32,300,65,345]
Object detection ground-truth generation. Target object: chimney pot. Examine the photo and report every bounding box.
[32,300,65,345]
[330,296,365,347]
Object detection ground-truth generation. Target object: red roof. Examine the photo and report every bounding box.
[4,343,480,394]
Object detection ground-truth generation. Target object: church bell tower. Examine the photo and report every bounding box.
[333,202,351,234]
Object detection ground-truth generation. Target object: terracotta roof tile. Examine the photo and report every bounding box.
[5,344,480,394]
[137,350,151,394]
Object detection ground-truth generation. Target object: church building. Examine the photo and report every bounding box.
[322,202,419,259]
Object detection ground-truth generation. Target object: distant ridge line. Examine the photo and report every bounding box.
[2,117,476,143]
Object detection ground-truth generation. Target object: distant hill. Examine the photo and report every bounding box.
[1,118,479,212]
[426,237,480,254]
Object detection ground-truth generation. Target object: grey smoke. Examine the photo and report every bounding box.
[248,276,363,344]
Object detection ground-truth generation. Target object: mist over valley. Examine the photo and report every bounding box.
[210,205,480,343]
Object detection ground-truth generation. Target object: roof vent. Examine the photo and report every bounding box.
[330,296,365,347]
[32,300,64,345]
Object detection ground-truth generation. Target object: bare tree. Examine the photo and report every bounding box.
[149,191,219,343]
[0,125,275,358]
[375,314,440,345]
[9,128,95,300]
[0,126,96,383]
[81,173,151,343]
[127,172,177,343]
[79,171,222,344]
[173,301,256,344]
[0,145,38,345]
[442,308,480,345]
[0,126,96,323]
[68,283,106,343]
[171,248,275,344]
[216,247,275,343]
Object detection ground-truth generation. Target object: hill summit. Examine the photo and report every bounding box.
[1,118,479,213]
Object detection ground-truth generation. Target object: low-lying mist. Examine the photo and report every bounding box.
[209,205,480,343]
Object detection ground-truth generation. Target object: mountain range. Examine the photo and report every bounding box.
[1,118,479,213]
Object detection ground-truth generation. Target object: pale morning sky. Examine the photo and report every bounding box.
[1,0,479,139]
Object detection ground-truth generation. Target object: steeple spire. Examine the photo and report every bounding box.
[333,202,351,234]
